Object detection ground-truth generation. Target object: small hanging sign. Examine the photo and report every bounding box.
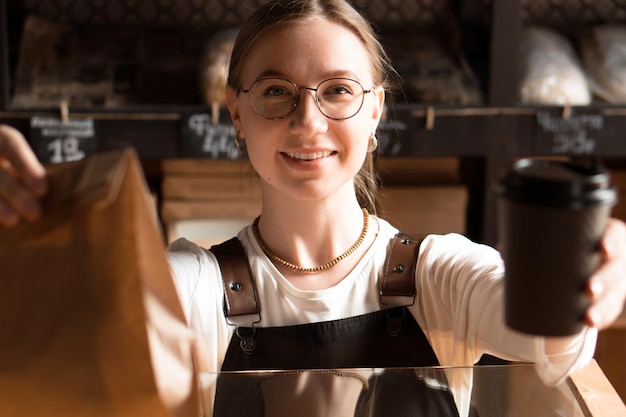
[29,116,97,164]
[180,112,240,159]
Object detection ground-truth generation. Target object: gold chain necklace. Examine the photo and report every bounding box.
[252,208,369,274]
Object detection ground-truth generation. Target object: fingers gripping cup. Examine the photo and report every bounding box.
[497,159,617,336]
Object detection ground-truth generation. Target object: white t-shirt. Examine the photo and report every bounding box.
[167,216,597,416]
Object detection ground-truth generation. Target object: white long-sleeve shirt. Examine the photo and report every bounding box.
[167,216,597,416]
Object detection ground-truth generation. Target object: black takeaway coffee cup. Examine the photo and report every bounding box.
[497,158,617,336]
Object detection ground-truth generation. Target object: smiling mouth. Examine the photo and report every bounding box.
[284,151,335,161]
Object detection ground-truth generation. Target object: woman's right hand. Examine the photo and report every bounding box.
[0,124,48,227]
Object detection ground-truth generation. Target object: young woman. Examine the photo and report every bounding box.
[1,1,625,415]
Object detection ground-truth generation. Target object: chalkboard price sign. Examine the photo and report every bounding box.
[181,113,240,159]
[536,111,602,155]
[29,117,97,164]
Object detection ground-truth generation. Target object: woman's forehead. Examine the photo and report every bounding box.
[241,19,373,84]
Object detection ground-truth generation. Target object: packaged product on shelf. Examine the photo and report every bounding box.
[375,156,467,237]
[580,25,626,104]
[11,16,129,108]
[386,33,483,105]
[160,199,262,224]
[160,158,261,245]
[134,31,206,105]
[11,15,209,108]
[377,186,468,238]
[375,157,461,186]
[518,27,591,105]
[199,28,239,109]
[162,174,262,200]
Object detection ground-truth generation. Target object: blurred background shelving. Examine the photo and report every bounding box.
[1,0,625,401]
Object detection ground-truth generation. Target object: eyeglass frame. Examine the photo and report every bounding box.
[238,77,374,121]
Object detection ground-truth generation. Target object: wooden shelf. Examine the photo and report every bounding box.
[3,104,626,162]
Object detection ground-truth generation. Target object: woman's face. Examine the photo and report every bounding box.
[226,18,384,204]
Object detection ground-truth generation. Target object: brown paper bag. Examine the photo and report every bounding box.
[0,148,198,417]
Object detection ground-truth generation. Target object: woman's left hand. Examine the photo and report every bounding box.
[585,217,626,329]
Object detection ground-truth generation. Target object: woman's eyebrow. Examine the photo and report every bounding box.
[253,70,287,79]
[325,70,361,80]
[250,69,364,83]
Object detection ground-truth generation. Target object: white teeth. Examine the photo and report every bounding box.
[286,151,332,160]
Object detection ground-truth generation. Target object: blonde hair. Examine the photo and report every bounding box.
[228,0,395,214]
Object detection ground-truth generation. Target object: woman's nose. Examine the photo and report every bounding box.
[289,90,328,135]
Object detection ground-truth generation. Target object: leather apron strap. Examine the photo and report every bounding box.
[210,237,260,318]
[381,232,420,306]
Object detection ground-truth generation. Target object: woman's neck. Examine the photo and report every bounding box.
[254,192,374,289]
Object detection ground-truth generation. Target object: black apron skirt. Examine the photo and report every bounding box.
[213,307,460,417]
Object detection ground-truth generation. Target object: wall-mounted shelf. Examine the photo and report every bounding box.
[3,103,626,159]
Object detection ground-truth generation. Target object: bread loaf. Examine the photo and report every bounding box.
[581,25,626,103]
[518,27,590,105]
[200,28,239,107]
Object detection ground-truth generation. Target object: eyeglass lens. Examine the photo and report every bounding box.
[246,78,368,120]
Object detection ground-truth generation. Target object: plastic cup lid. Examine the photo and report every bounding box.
[498,158,617,209]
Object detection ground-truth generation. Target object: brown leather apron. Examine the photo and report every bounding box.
[209,234,461,417]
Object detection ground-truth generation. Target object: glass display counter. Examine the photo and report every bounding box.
[197,360,625,417]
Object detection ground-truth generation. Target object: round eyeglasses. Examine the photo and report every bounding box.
[239,77,373,120]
